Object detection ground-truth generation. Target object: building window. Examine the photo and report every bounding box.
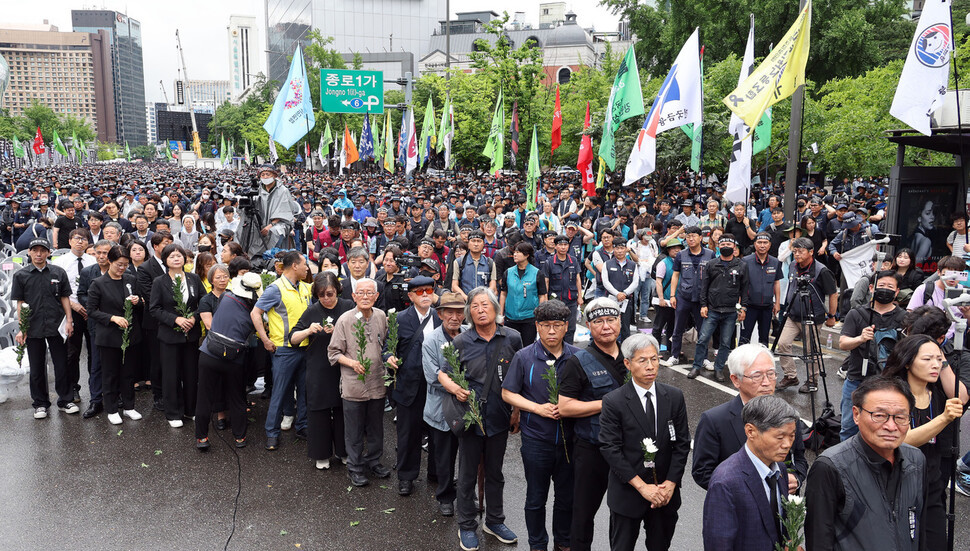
[557,67,571,84]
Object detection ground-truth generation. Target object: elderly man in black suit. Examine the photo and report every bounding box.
[598,333,690,551]
[384,276,441,496]
[691,344,808,492]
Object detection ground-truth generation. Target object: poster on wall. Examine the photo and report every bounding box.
[898,183,960,273]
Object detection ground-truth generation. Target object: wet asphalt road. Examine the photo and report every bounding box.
[2,327,969,551]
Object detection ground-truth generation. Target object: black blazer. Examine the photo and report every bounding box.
[77,263,107,309]
[387,306,441,407]
[87,273,143,348]
[137,258,165,330]
[598,381,691,519]
[691,395,808,490]
[149,271,204,344]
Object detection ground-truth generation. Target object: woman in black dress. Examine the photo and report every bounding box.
[289,271,353,470]
[150,243,205,428]
[884,334,968,549]
[88,245,143,425]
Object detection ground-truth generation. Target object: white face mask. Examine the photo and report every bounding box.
[260,177,274,185]
[639,207,647,215]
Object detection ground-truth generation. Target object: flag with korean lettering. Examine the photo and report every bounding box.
[383,111,395,173]
[440,95,455,169]
[419,97,436,167]
[32,127,45,155]
[397,111,407,166]
[482,89,504,176]
[577,101,595,196]
[405,107,418,175]
[599,47,643,171]
[262,44,315,149]
[624,28,702,185]
[725,18,757,205]
[373,114,383,161]
[360,114,374,162]
[890,0,952,135]
[722,1,811,133]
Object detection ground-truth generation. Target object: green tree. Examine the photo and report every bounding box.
[131,145,156,161]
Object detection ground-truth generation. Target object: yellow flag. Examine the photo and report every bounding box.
[722,0,811,132]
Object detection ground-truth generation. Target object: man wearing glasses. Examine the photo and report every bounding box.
[805,377,926,550]
[691,344,807,492]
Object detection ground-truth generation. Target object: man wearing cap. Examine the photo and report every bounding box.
[255,165,297,253]
[426,204,458,244]
[304,210,333,270]
[558,298,625,551]
[409,202,429,241]
[545,234,583,344]
[601,240,640,341]
[653,239,684,354]
[663,226,714,366]
[333,189,353,212]
[674,201,699,227]
[352,198,372,225]
[740,232,783,346]
[53,229,96,405]
[689,234,749,381]
[452,230,496,301]
[384,276,441,496]
[481,218,505,259]
[828,213,872,262]
[502,300,578,551]
[12,238,75,419]
[535,231,558,267]
[52,200,85,250]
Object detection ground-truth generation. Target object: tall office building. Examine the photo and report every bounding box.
[265,0,446,84]
[228,15,261,100]
[173,79,232,112]
[0,22,114,142]
[71,9,147,146]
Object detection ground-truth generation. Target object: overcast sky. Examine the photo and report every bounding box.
[2,1,621,104]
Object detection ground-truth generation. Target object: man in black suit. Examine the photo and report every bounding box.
[599,333,690,551]
[384,276,441,496]
[691,344,808,492]
[137,231,173,410]
[76,239,112,418]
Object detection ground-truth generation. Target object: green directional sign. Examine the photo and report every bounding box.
[320,69,384,114]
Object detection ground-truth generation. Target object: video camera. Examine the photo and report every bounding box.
[398,253,423,270]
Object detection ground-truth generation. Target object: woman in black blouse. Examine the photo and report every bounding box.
[88,245,143,425]
[199,263,231,430]
[290,271,353,470]
[150,243,205,428]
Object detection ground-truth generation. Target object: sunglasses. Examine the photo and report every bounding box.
[411,288,435,296]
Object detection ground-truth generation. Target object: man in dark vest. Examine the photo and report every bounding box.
[558,298,625,551]
[545,235,583,344]
[663,226,714,366]
[601,241,640,342]
[805,376,925,551]
[450,230,496,300]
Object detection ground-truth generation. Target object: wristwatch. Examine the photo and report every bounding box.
[826,313,836,320]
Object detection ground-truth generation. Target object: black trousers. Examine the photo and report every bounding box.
[142,328,162,400]
[65,310,89,392]
[396,393,429,482]
[652,305,675,349]
[195,353,247,440]
[159,340,199,420]
[99,346,135,414]
[505,319,537,346]
[457,429,508,531]
[343,398,384,474]
[609,500,679,551]
[26,336,69,409]
[739,304,773,345]
[431,427,459,504]
[571,438,611,551]
[307,407,346,460]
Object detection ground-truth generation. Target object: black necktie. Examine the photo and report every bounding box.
[644,392,655,439]
[766,472,783,544]
[76,256,84,277]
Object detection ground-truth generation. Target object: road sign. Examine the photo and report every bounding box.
[320,69,384,114]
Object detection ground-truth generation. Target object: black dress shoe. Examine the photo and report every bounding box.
[714,370,726,383]
[82,402,103,419]
[398,479,414,496]
[349,472,370,487]
[153,398,165,412]
[369,463,391,478]
[686,368,700,380]
[215,418,229,431]
[294,428,308,441]
[265,436,280,451]
[438,501,455,516]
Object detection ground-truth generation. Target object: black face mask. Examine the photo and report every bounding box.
[719,247,734,257]
[873,288,896,304]
[198,245,211,253]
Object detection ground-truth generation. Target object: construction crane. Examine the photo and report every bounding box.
[175,29,203,158]
[159,80,170,105]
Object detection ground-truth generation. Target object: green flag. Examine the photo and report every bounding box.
[165,144,173,160]
[419,97,436,167]
[220,134,227,163]
[482,89,505,176]
[52,129,68,157]
[437,95,452,153]
[321,122,333,157]
[125,141,131,162]
[752,108,772,155]
[526,125,540,211]
[11,134,24,158]
[598,47,644,170]
[373,116,383,162]
[383,111,395,174]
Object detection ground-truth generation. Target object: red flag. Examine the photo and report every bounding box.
[577,102,595,197]
[551,85,562,156]
[32,127,46,155]
[510,102,519,166]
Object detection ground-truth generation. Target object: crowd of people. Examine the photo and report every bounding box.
[4,161,970,550]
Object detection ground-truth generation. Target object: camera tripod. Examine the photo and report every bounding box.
[771,278,835,446]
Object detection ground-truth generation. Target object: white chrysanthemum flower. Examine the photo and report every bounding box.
[787,495,803,506]
[355,312,363,319]
[21,303,29,310]
[642,438,658,454]
[387,308,396,314]
[325,317,333,324]
[546,360,556,367]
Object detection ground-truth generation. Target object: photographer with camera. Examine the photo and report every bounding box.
[776,237,838,393]
[239,165,298,259]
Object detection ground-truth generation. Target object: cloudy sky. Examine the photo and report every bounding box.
[2,1,621,103]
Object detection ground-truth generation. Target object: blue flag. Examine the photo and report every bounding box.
[359,114,374,162]
[397,110,407,166]
[262,45,315,149]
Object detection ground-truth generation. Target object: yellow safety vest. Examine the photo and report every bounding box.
[266,275,312,348]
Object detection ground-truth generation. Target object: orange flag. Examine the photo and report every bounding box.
[344,124,359,165]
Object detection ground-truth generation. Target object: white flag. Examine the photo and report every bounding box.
[339,136,347,173]
[725,19,756,205]
[890,0,952,135]
[317,132,326,168]
[624,28,703,185]
[405,108,418,175]
[839,241,877,288]
[268,136,279,163]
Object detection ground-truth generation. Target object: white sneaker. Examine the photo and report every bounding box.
[60,403,80,414]
[281,415,294,431]
[660,357,676,367]
[339,456,349,465]
[836,367,847,380]
[168,419,184,428]
[316,459,331,470]
[703,359,715,372]
[33,407,48,419]
[123,409,142,420]
[107,413,123,425]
